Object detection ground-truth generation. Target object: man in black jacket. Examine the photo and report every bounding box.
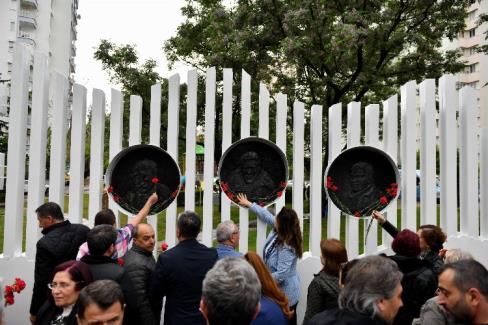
[151,211,218,325]
[29,202,90,324]
[123,223,157,324]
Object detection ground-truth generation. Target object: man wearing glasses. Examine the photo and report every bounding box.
[215,220,242,260]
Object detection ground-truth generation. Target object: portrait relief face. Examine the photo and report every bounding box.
[130,160,157,193]
[241,159,261,184]
[349,163,374,192]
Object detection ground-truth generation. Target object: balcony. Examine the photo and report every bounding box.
[21,0,38,8]
[17,32,36,46]
[18,10,37,29]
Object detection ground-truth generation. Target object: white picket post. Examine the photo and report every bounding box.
[185,71,198,212]
[0,153,4,190]
[48,73,69,206]
[481,124,488,238]
[419,79,437,226]
[166,74,180,247]
[202,67,216,246]
[149,83,162,250]
[256,83,270,255]
[221,68,233,221]
[459,86,478,237]
[292,101,305,233]
[383,95,398,248]
[327,103,342,240]
[439,75,458,237]
[275,93,287,212]
[3,44,30,257]
[26,52,49,258]
[109,89,124,226]
[400,81,418,231]
[239,70,251,253]
[68,84,87,224]
[310,105,322,257]
[365,104,380,254]
[128,95,142,146]
[346,102,360,258]
[88,89,106,226]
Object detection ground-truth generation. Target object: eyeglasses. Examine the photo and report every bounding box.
[47,281,83,290]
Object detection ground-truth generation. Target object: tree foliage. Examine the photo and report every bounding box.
[165,0,471,107]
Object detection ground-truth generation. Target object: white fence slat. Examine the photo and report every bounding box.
[310,105,322,257]
[383,95,398,247]
[202,67,216,246]
[221,68,233,221]
[109,89,124,226]
[419,79,437,226]
[129,95,142,146]
[346,102,360,258]
[0,153,4,190]
[293,101,305,232]
[185,70,198,212]
[275,93,287,212]
[48,73,69,206]
[26,52,49,258]
[88,89,106,225]
[400,81,418,230]
[166,74,180,247]
[327,103,342,240]
[439,75,458,237]
[239,70,251,253]
[149,83,161,146]
[481,124,488,237]
[256,83,270,255]
[365,104,380,254]
[459,86,479,237]
[68,84,87,224]
[3,44,30,257]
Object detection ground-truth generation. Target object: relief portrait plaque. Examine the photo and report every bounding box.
[218,137,288,207]
[105,144,181,215]
[325,146,400,218]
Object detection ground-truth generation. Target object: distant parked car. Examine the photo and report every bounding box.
[398,169,441,203]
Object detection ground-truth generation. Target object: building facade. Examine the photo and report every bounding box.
[0,0,79,118]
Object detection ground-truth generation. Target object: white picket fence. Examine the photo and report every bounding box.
[1,44,488,324]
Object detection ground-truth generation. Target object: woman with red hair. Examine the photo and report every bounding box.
[244,252,293,324]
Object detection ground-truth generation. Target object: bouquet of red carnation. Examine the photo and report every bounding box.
[4,277,26,307]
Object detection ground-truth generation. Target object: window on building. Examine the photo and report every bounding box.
[465,63,478,74]
[468,28,476,38]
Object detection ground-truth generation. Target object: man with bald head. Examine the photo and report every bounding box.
[123,223,158,324]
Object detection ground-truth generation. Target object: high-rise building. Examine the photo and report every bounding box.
[0,0,79,118]
[442,0,488,123]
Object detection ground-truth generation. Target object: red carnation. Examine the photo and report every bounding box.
[379,196,388,205]
[161,242,168,251]
[151,177,159,184]
[15,278,26,291]
[331,185,338,192]
[258,201,265,207]
[5,295,14,305]
[326,176,334,189]
[277,191,283,198]
[221,181,229,192]
[113,195,120,203]
[170,190,178,198]
[107,185,113,193]
[4,285,13,295]
[117,258,124,266]
[279,181,287,188]
[227,192,235,201]
[354,211,361,218]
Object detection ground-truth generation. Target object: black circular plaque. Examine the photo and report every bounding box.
[105,144,181,215]
[218,137,288,206]
[325,146,400,218]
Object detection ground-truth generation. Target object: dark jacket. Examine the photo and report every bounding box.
[388,255,437,325]
[252,296,288,325]
[150,238,218,325]
[123,244,157,325]
[421,250,443,275]
[308,308,387,325]
[303,271,340,324]
[30,220,89,315]
[35,301,78,325]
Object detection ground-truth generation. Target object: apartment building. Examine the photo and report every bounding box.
[0,0,79,118]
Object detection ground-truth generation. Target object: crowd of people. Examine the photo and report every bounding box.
[0,191,486,325]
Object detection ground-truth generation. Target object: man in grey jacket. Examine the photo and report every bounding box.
[123,223,158,324]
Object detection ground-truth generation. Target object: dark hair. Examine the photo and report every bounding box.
[48,261,93,303]
[77,280,125,320]
[94,209,116,226]
[321,238,348,276]
[276,207,303,258]
[87,225,117,256]
[177,211,201,238]
[35,202,64,221]
[440,260,488,299]
[339,259,359,287]
[391,229,421,257]
[418,224,446,252]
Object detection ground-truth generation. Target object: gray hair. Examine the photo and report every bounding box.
[339,255,402,319]
[202,257,261,325]
[216,220,237,243]
[444,249,473,263]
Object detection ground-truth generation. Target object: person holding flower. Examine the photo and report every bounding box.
[237,193,302,325]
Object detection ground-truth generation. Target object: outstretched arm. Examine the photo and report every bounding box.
[372,210,399,238]
[129,192,158,227]
[237,193,276,227]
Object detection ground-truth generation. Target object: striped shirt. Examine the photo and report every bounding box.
[76,224,134,260]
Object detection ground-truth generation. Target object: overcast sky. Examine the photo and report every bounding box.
[74,0,190,104]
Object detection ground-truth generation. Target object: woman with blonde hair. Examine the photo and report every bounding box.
[244,252,293,324]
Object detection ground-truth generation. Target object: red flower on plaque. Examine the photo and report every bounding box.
[258,201,265,207]
[170,190,179,198]
[151,177,159,184]
[354,211,361,218]
[107,186,113,193]
[277,191,283,198]
[221,181,229,192]
[161,242,168,251]
[279,181,287,188]
[113,195,120,203]
[379,196,388,205]
[331,185,338,192]
[5,286,13,295]
[117,258,124,266]
[4,277,26,307]
[326,176,334,189]
[227,192,235,201]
